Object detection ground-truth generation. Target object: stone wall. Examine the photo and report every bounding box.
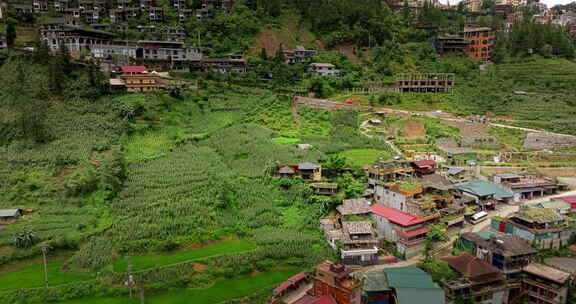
[523,132,576,149]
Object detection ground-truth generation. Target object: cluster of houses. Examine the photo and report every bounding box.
[271,153,576,303]
[9,0,233,24]
[270,260,445,304]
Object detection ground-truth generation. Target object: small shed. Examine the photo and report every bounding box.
[0,209,23,221]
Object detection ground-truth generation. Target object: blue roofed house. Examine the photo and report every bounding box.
[456,180,513,211]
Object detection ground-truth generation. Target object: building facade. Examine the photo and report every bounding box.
[464,27,496,61]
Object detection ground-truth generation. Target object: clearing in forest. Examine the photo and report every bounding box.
[113,239,256,272]
[403,119,426,139]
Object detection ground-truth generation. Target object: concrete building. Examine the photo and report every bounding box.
[520,263,571,304]
[433,36,468,54]
[493,173,561,203]
[492,207,576,249]
[464,27,495,61]
[118,65,160,93]
[441,253,508,304]
[309,63,341,77]
[460,231,537,278]
[456,180,513,210]
[371,205,428,259]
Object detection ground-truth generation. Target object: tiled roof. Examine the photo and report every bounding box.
[441,253,503,281]
[342,221,372,235]
[523,263,571,284]
[337,198,371,215]
[370,205,425,226]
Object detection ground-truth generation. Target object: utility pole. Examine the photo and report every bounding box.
[39,243,51,288]
[125,263,135,300]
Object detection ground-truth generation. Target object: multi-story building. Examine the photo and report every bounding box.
[195,54,247,74]
[366,159,414,188]
[311,261,362,304]
[309,63,341,77]
[283,45,318,64]
[433,36,468,55]
[463,26,496,61]
[520,263,571,304]
[462,0,482,12]
[33,0,49,13]
[441,253,509,304]
[339,221,379,265]
[492,207,576,249]
[493,173,561,202]
[460,231,537,278]
[118,65,160,93]
[371,205,428,259]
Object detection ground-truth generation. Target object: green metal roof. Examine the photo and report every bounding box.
[384,267,445,304]
[456,180,513,199]
[475,231,504,240]
[354,271,390,292]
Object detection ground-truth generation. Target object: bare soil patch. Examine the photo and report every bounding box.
[443,120,490,137]
[403,120,426,139]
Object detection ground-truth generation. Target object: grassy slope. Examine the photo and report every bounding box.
[113,240,256,272]
[60,268,300,304]
[0,261,91,292]
[341,148,393,166]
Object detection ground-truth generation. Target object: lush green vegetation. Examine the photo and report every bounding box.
[340,149,393,166]
[113,240,256,272]
[61,268,299,304]
[0,261,92,292]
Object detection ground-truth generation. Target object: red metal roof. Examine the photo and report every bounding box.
[412,160,436,168]
[121,66,148,73]
[294,295,337,304]
[370,205,426,226]
[395,227,428,239]
[558,196,576,204]
[273,272,308,295]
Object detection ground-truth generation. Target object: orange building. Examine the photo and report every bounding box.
[119,65,160,93]
[311,261,362,304]
[464,27,496,61]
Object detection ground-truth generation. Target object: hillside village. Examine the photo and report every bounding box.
[1,0,576,303]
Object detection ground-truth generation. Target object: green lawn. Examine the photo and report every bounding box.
[272,137,302,144]
[340,148,393,166]
[0,261,92,292]
[114,239,256,272]
[61,268,300,304]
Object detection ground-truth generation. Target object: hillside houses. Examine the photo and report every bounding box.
[492,173,563,202]
[492,207,576,249]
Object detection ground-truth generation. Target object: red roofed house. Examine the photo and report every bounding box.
[119,65,160,93]
[441,252,509,304]
[370,204,428,259]
[411,160,437,175]
[558,196,576,213]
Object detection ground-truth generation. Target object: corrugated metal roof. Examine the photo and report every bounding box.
[354,271,390,292]
[384,267,445,304]
[456,180,513,199]
[121,66,148,73]
[0,209,20,217]
[370,205,425,227]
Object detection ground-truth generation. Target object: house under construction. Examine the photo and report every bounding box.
[396,73,455,93]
